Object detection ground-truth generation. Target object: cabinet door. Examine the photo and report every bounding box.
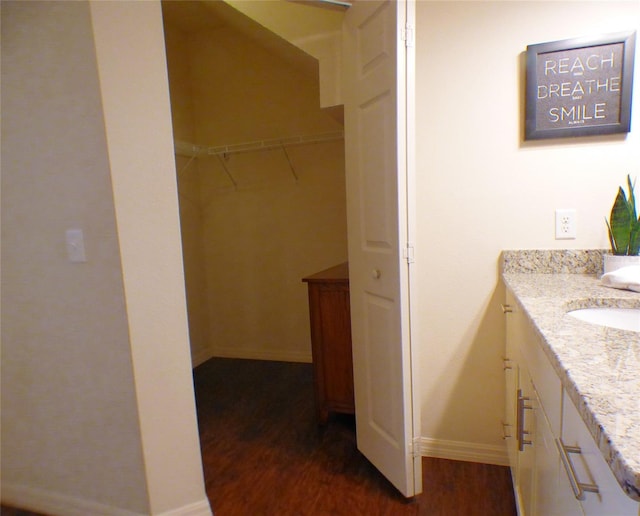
[504,352,519,472]
[518,368,537,516]
[504,291,520,479]
[562,392,640,516]
[534,390,583,516]
[505,289,535,515]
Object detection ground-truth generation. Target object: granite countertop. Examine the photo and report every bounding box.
[502,250,640,501]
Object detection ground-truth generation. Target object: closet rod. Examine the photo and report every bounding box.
[174,130,344,158]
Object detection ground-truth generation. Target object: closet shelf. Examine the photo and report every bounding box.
[174,131,344,158]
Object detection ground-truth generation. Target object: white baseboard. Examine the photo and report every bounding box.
[156,499,212,516]
[207,346,312,364]
[418,437,509,467]
[1,483,212,516]
[190,345,215,368]
[1,483,143,516]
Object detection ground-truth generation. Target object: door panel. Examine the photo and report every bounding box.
[364,293,401,443]
[361,94,395,249]
[343,0,419,497]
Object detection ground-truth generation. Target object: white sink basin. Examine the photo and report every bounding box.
[567,307,640,332]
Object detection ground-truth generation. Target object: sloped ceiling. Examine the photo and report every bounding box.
[161,0,318,81]
[161,1,226,32]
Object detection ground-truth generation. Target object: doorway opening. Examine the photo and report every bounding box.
[160,1,359,506]
[161,0,348,368]
[161,0,424,502]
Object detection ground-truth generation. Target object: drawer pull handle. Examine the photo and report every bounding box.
[517,389,533,451]
[372,269,381,279]
[501,422,512,440]
[501,304,513,313]
[556,438,600,500]
[503,357,513,370]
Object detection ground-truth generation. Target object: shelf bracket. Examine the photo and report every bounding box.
[281,145,299,183]
[216,154,238,190]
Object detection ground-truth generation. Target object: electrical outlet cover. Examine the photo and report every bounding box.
[555,209,576,239]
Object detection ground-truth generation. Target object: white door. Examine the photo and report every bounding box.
[343,0,420,497]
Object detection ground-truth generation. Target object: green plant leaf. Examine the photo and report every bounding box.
[627,174,637,222]
[606,218,617,252]
[630,216,640,256]
[610,187,631,255]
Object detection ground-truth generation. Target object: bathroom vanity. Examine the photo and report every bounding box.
[502,250,640,515]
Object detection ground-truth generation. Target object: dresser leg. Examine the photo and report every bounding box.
[318,407,329,426]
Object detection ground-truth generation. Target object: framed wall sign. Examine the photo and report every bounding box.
[525,31,636,140]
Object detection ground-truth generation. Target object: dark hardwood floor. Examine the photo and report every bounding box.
[195,358,516,515]
[2,358,517,516]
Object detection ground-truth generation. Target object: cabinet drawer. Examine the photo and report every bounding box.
[534,386,582,516]
[520,325,562,436]
[561,391,639,515]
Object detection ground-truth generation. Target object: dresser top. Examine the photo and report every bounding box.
[302,262,349,283]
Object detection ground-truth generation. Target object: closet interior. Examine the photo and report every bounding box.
[161,0,348,367]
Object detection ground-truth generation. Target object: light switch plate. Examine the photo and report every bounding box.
[66,229,87,262]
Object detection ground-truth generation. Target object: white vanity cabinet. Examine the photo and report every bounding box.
[504,287,639,516]
[505,289,581,515]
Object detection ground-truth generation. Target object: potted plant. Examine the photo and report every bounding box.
[604,174,640,273]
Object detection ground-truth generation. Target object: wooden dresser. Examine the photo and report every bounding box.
[302,262,354,424]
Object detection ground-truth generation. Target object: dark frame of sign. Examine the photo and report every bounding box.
[525,31,636,140]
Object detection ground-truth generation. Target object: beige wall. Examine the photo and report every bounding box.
[2,1,210,514]
[1,2,149,511]
[415,1,640,463]
[199,139,347,362]
[188,26,339,143]
[226,0,344,107]
[163,9,348,364]
[192,24,347,363]
[165,22,211,365]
